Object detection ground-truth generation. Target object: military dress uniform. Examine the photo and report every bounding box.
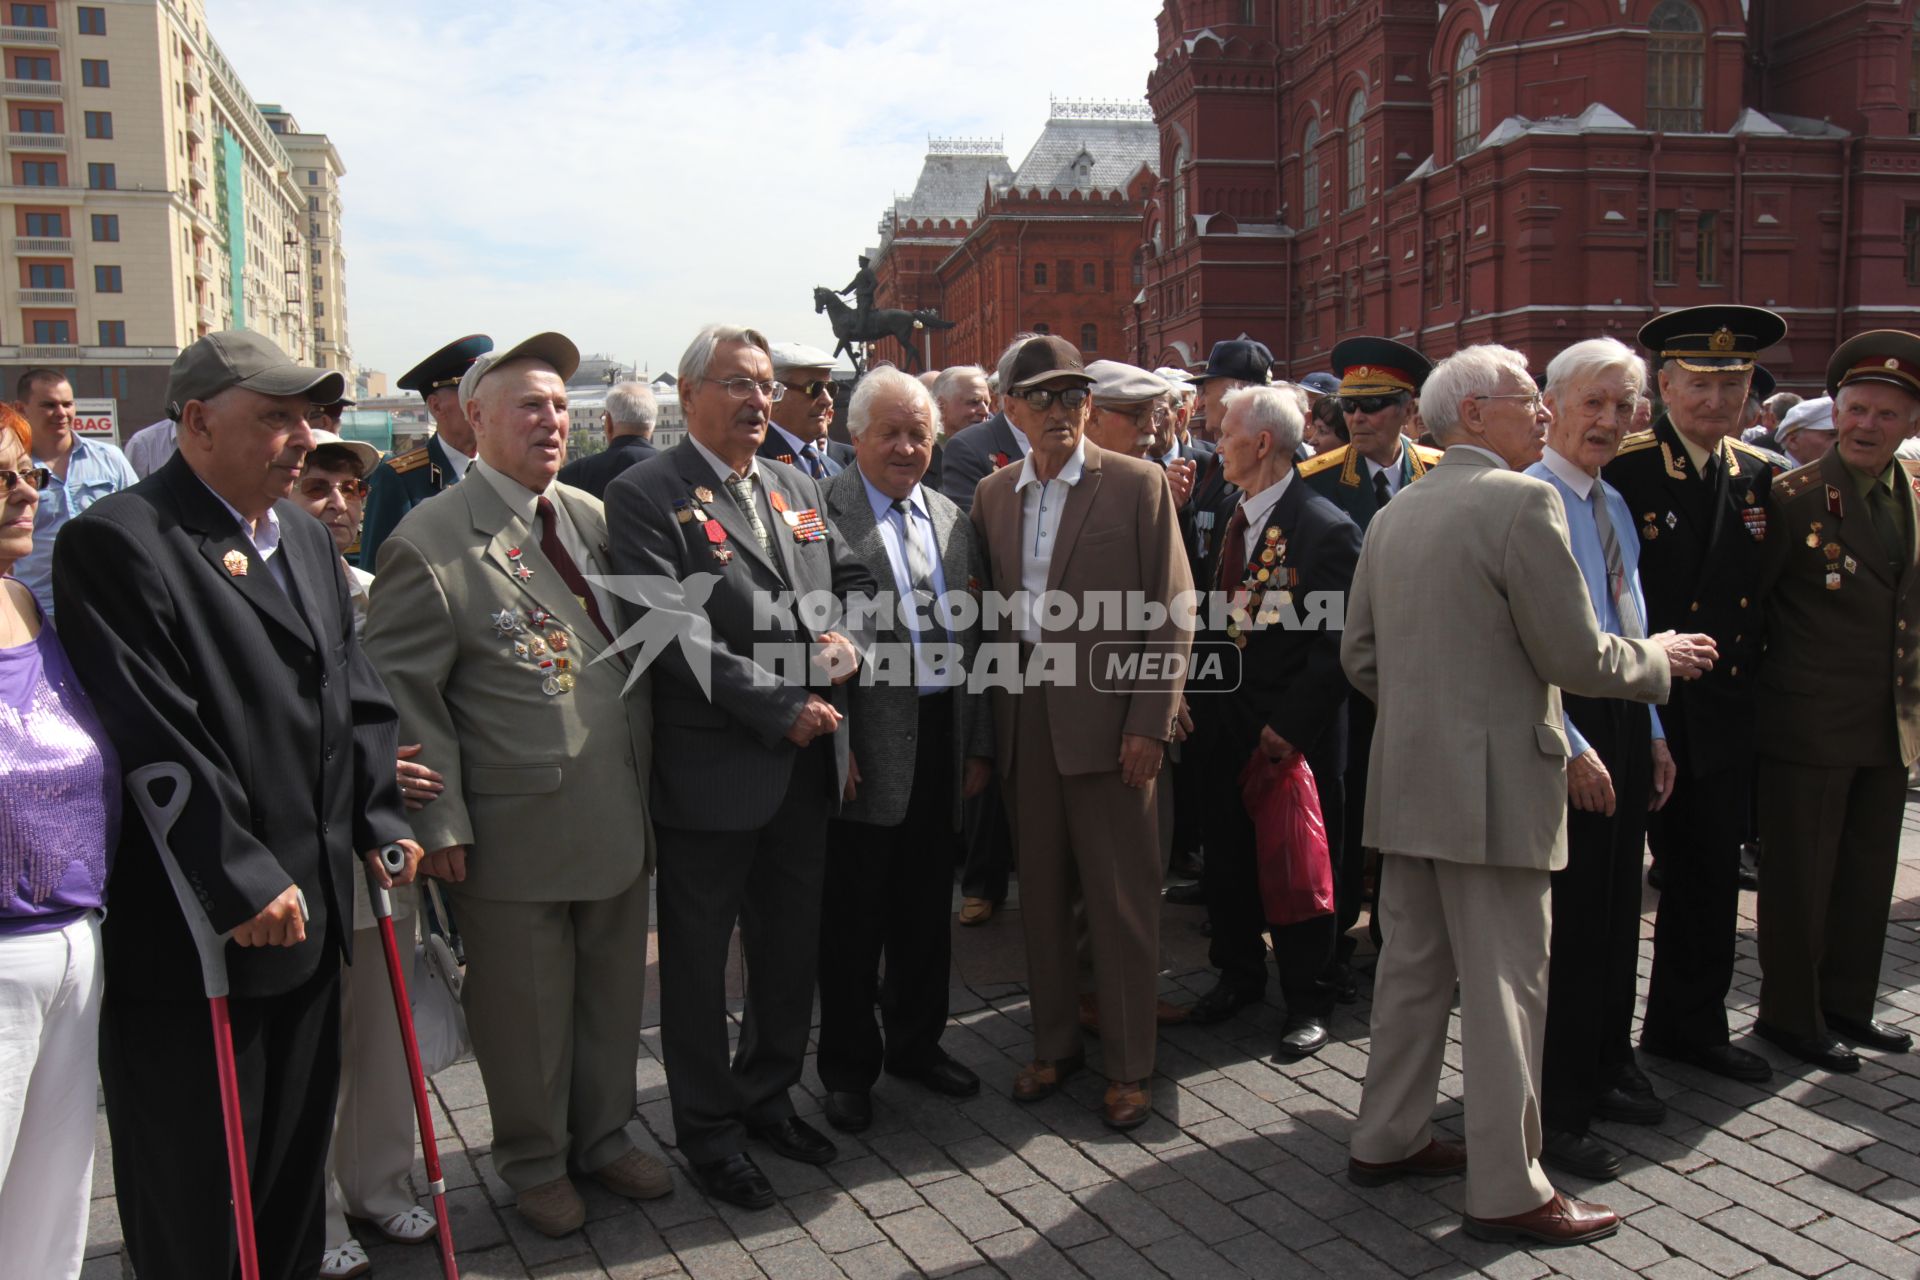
[358,334,492,569]
[1602,306,1786,1080]
[1751,331,1920,1070]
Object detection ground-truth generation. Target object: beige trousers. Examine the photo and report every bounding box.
[1352,854,1556,1220]
[326,909,420,1249]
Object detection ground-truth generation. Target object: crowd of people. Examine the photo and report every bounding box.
[0,301,1917,1277]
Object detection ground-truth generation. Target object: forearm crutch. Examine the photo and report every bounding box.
[125,763,262,1280]
[367,843,460,1278]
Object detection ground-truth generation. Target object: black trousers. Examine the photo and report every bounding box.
[1201,728,1342,1017]
[818,694,957,1091]
[1342,694,1375,961]
[655,742,831,1164]
[1543,697,1652,1135]
[102,953,342,1280]
[1643,755,1750,1051]
[959,775,1013,904]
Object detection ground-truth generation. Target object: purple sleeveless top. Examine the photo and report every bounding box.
[0,610,119,933]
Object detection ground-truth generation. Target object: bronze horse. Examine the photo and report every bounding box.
[812,287,955,373]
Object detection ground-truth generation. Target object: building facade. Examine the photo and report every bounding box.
[261,103,347,374]
[0,0,327,431]
[1132,0,1920,391]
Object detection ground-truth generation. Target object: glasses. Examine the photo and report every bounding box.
[1473,391,1546,413]
[297,476,369,501]
[0,467,51,493]
[1338,394,1408,415]
[783,379,831,400]
[705,377,784,402]
[1018,386,1090,412]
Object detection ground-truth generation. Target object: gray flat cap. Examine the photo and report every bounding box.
[769,341,837,375]
[1088,360,1172,407]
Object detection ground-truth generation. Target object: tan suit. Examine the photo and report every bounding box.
[971,440,1192,1081]
[363,468,655,1195]
[1341,448,1669,1218]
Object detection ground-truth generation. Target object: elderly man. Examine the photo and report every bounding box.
[971,335,1192,1129]
[941,335,1041,515]
[760,341,852,478]
[557,380,659,499]
[1753,331,1920,1071]
[1086,360,1174,461]
[815,368,994,1133]
[364,333,671,1237]
[360,334,494,568]
[13,368,138,618]
[1776,397,1838,467]
[52,331,421,1280]
[606,325,875,1208]
[1526,338,1680,1180]
[1344,342,1711,1246]
[1756,389,1803,442]
[933,365,994,439]
[1187,386,1361,1057]
[1604,305,1786,1084]
[1190,338,1272,444]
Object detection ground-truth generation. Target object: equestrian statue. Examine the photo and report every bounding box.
[814,258,954,373]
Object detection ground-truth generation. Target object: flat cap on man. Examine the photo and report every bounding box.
[1088,360,1172,407]
[1638,305,1786,374]
[166,329,346,419]
[1005,335,1094,392]
[1193,338,1273,386]
[1331,337,1431,398]
[1826,330,1920,400]
[1776,396,1835,442]
[1299,371,1342,399]
[396,334,494,396]
[769,341,837,375]
[457,332,582,407]
[1153,365,1196,386]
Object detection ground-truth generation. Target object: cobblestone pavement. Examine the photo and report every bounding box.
[85,801,1920,1278]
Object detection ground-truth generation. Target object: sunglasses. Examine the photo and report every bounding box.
[783,379,832,400]
[1018,386,1090,412]
[1338,394,1408,415]
[0,467,51,493]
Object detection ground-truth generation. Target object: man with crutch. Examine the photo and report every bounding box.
[53,330,421,1280]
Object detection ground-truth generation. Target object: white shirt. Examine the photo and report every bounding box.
[471,459,616,631]
[1013,438,1087,645]
[1234,468,1294,564]
[345,562,376,637]
[1008,422,1033,457]
[199,477,290,592]
[1539,444,1595,500]
[124,418,177,479]
[437,436,476,477]
[689,433,760,484]
[1363,440,1406,498]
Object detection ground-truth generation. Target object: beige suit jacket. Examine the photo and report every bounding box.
[1340,448,1670,871]
[362,475,654,902]
[971,440,1193,777]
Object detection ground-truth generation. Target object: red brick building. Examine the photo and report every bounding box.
[869,101,1158,370]
[1129,0,1920,391]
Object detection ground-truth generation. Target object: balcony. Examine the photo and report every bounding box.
[184,64,206,97]
[17,344,79,359]
[198,300,217,327]
[3,78,61,98]
[188,161,209,190]
[193,251,214,283]
[13,236,70,253]
[185,114,204,143]
[0,25,59,44]
[7,132,65,150]
[20,288,75,305]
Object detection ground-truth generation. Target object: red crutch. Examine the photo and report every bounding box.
[126,762,264,1280]
[367,842,460,1278]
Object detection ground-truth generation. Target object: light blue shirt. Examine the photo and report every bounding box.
[1526,448,1664,756]
[771,423,841,477]
[861,471,948,695]
[19,436,139,619]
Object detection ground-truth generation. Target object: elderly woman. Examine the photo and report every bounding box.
[1307,393,1349,456]
[0,404,119,1279]
[1525,336,1677,1182]
[297,423,444,1277]
[1776,396,1838,467]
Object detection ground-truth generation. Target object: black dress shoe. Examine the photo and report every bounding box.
[1754,1021,1861,1073]
[1275,1015,1328,1060]
[691,1153,775,1210]
[1163,881,1206,906]
[749,1116,839,1165]
[1647,863,1664,891]
[1639,1036,1772,1083]
[1594,1085,1667,1126]
[1541,1129,1621,1181]
[1825,1012,1915,1053]
[888,1051,981,1098]
[1186,978,1261,1025]
[1322,963,1359,1004]
[822,1090,872,1134]
[1613,1061,1655,1096]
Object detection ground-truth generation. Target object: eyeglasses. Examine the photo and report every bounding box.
[1018,386,1090,412]
[0,467,51,493]
[1473,392,1546,413]
[1338,394,1408,415]
[783,379,831,400]
[705,377,784,402]
[296,476,370,501]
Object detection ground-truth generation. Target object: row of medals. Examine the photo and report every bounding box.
[491,606,577,695]
[1224,526,1292,648]
[1806,520,1852,590]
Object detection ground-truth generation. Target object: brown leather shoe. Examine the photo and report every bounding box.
[516,1176,585,1237]
[1156,998,1189,1026]
[1078,993,1100,1033]
[1103,1079,1152,1130]
[1347,1138,1468,1187]
[958,897,993,926]
[1012,1055,1083,1102]
[591,1147,673,1200]
[1463,1191,1619,1246]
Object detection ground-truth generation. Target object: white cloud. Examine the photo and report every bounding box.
[208,0,1162,378]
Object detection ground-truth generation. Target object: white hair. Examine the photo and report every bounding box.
[1544,337,1646,399]
[1221,385,1305,456]
[603,381,658,432]
[932,365,988,405]
[1421,343,1534,442]
[847,367,937,439]
[678,324,770,388]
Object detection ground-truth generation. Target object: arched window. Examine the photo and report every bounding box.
[1454,33,1482,158]
[1081,323,1099,352]
[1172,144,1189,242]
[1034,262,1048,286]
[1647,0,1704,132]
[1344,92,1367,210]
[1300,119,1320,228]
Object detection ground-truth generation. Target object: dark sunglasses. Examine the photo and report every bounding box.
[0,467,51,493]
[1338,394,1408,415]
[783,379,832,400]
[1019,386,1090,411]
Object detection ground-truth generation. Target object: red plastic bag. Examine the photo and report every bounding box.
[1238,751,1335,926]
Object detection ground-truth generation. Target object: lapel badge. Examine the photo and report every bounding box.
[506,546,532,581]
[1844,555,1859,575]
[527,607,554,629]
[1826,570,1843,591]
[222,549,248,577]
[1259,548,1277,565]
[1806,532,1821,548]
[769,491,790,514]
[513,639,531,660]
[704,519,728,545]
[693,485,715,504]
[491,608,523,635]
[1664,511,1678,530]
[528,636,548,658]
[1825,541,1843,561]
[992,451,1011,469]
[776,452,794,465]
[1827,484,1844,517]
[713,546,734,565]
[548,629,570,652]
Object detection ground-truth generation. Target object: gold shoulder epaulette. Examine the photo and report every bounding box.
[1728,438,1774,463]
[1297,446,1347,478]
[1775,460,1823,500]
[1410,444,1444,466]
[1615,431,1657,455]
[387,446,430,475]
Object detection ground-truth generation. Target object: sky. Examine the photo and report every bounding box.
[207,0,1165,381]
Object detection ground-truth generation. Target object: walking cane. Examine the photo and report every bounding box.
[125,763,263,1280]
[367,843,461,1279]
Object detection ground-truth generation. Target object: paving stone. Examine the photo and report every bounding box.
[830,1156,926,1219]
[1702,1206,1844,1276]
[1800,1217,1920,1280]
[1230,1188,1341,1251]
[1628,1205,1766,1277]
[1619,1163,1733,1218]
[1690,1163,1822,1228]
[452,1246,534,1278]
[920,1174,1023,1241]
[1782,1172,1920,1240]
[975,1226,1083,1280]
[588,1210,682,1278]
[664,1219,766,1280]
[1524,1243,1637,1280]
[746,1237,843,1280]
[1079,1132,1185,1190]
[531,1259,617,1279]
[1214,1230,1326,1278]
[1688,1128,1802,1184]
[1329,1203,1453,1274]
[788,1189,887,1254]
[1070,1233,1184,1280]
[875,1205,981,1276]
[1159,1142,1267,1202]
[833,1240,921,1280]
[1751,1127,1889,1190]
[1749,1098,1878,1154]
[1299,1234,1408,1280]
[1072,1178,1185,1247]
[865,1128,962,1187]
[1001,1181,1110,1248]
[1140,1230,1249,1280]
[1864,1175,1920,1222]
[1142,1177,1256,1245]
[1251,1150,1367,1220]
[1590,1222,1671,1271]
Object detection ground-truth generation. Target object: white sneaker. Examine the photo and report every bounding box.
[370,1204,438,1244]
[321,1240,371,1278]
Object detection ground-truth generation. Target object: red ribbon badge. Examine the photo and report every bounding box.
[704,519,727,544]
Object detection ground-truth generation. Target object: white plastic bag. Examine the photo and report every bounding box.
[411,880,470,1076]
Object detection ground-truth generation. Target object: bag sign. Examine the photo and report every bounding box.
[74,398,117,437]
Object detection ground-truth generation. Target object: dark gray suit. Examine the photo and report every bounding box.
[605,441,876,1162]
[937,412,1023,515]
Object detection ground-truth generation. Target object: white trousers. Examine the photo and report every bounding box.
[325,915,421,1248]
[0,912,103,1280]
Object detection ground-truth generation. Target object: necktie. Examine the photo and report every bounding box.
[723,473,776,561]
[890,498,944,680]
[1217,502,1250,589]
[1867,479,1907,575]
[1589,488,1644,639]
[535,496,612,643]
[1372,468,1392,510]
[802,444,827,480]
